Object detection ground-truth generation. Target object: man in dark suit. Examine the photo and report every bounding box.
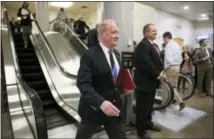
[134,24,165,139]
[193,39,213,97]
[75,19,126,139]
[87,24,99,48]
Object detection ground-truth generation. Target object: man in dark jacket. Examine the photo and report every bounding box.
[73,17,89,40]
[134,23,164,139]
[87,24,99,48]
[75,19,126,139]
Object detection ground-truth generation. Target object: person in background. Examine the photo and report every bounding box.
[87,24,99,48]
[178,45,192,90]
[160,43,166,63]
[73,17,90,40]
[10,16,19,33]
[134,23,164,139]
[75,19,126,139]
[57,8,68,33]
[193,39,213,97]
[17,2,33,48]
[163,31,186,111]
[57,7,67,21]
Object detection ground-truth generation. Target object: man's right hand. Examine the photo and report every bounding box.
[157,71,166,80]
[100,101,120,117]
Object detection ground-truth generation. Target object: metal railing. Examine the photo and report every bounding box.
[32,16,77,78]
[49,17,88,50]
[4,10,48,139]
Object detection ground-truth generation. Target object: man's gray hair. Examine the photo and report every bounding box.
[97,19,117,36]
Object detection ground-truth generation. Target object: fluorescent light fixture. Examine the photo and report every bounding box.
[184,6,189,10]
[201,13,207,17]
[50,2,73,8]
[197,16,209,21]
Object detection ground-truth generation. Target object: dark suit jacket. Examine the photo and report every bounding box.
[134,38,164,93]
[193,47,213,70]
[87,28,98,48]
[160,49,165,63]
[77,44,124,124]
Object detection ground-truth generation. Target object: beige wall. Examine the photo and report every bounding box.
[133,2,195,50]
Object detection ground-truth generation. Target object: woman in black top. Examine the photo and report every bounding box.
[17,2,33,48]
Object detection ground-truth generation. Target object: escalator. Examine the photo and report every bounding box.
[12,32,77,130]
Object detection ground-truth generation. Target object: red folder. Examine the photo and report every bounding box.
[121,68,136,96]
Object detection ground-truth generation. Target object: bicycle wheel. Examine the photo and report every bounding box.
[153,79,174,110]
[177,73,195,100]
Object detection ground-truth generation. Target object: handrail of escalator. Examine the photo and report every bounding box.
[31,15,77,78]
[49,17,88,50]
[4,10,48,139]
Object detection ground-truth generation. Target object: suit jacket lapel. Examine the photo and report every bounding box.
[97,44,115,87]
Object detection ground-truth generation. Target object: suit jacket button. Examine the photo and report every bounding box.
[113,100,116,102]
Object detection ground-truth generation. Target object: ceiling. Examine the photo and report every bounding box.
[2,2,98,16]
[141,2,213,21]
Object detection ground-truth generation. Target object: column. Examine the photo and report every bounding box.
[102,2,135,53]
[35,2,49,32]
[96,2,104,24]
[102,2,135,126]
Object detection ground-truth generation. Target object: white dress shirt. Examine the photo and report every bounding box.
[203,47,211,64]
[164,39,182,70]
[100,42,120,76]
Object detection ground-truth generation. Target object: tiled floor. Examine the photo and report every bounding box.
[95,93,213,139]
[131,93,213,138]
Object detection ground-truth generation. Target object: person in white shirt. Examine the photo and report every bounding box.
[163,32,186,111]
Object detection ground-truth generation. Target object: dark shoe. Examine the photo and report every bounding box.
[146,121,161,132]
[172,99,176,104]
[137,130,151,139]
[179,102,186,111]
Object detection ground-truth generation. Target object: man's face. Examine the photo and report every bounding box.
[163,37,168,44]
[146,25,157,40]
[102,23,119,48]
[203,40,209,47]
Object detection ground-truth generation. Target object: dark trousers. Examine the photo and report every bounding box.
[75,118,126,139]
[135,89,156,130]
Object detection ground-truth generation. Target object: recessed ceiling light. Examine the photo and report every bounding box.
[184,6,189,10]
[50,2,73,8]
[201,13,207,17]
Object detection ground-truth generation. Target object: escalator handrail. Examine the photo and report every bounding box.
[4,10,48,139]
[31,15,77,78]
[49,17,88,50]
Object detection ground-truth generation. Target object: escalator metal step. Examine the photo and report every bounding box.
[44,108,71,129]
[27,80,47,90]
[18,59,39,66]
[20,65,41,73]
[17,53,36,59]
[15,48,34,53]
[22,72,44,81]
[44,108,59,116]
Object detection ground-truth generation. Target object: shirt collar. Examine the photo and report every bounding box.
[147,38,154,44]
[100,42,111,54]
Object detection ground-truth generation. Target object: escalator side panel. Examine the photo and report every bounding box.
[13,33,75,130]
[30,33,81,123]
